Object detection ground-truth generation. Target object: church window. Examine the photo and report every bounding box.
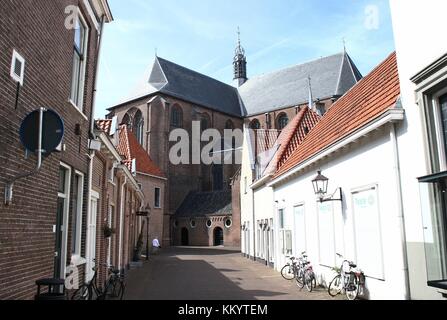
[277,113,289,130]
[133,110,144,145]
[249,119,261,130]
[225,120,235,130]
[121,113,132,130]
[171,105,183,128]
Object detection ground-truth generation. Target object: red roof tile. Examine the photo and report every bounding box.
[263,108,320,176]
[127,130,166,178]
[274,52,400,178]
[96,119,113,135]
[117,125,166,178]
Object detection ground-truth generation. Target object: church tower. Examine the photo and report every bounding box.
[233,27,247,87]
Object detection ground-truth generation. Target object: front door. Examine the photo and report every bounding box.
[54,198,65,278]
[181,228,189,246]
[86,192,99,281]
[55,165,70,279]
[214,227,224,246]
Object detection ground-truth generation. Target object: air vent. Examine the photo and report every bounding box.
[10,50,25,86]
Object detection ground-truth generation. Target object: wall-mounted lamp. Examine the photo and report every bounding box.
[312,171,343,203]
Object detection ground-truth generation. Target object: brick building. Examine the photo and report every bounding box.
[0,1,113,299]
[92,121,144,287]
[106,34,362,248]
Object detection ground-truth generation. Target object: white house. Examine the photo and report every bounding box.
[268,53,410,300]
[390,0,447,300]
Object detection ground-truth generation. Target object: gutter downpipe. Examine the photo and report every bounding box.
[390,121,411,300]
[252,185,256,261]
[85,15,106,282]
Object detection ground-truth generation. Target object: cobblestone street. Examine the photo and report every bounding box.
[124,247,342,300]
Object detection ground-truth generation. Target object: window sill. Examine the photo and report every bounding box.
[71,256,87,267]
[68,99,89,121]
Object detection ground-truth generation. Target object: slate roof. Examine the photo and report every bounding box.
[239,53,362,116]
[111,57,242,117]
[108,52,362,118]
[175,191,233,218]
[275,52,400,178]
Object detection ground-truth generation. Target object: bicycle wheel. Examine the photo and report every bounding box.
[295,269,304,289]
[71,284,91,300]
[345,274,359,301]
[115,280,125,300]
[281,264,295,280]
[305,271,315,293]
[328,275,342,297]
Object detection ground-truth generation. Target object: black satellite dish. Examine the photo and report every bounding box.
[19,109,64,155]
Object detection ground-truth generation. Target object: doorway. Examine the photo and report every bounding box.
[214,227,224,246]
[86,191,99,281]
[181,228,189,246]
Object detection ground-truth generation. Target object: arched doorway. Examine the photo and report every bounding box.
[214,227,224,246]
[181,228,189,246]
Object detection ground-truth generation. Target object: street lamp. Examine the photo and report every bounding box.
[311,171,343,203]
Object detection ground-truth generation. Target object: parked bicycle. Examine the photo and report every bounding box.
[71,259,125,300]
[294,252,317,292]
[328,253,365,300]
[281,256,298,281]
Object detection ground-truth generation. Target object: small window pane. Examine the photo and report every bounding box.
[59,167,67,194]
[155,188,161,208]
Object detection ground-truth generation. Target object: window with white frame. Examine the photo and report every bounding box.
[293,205,307,255]
[352,186,384,280]
[71,172,84,259]
[318,201,336,267]
[155,187,161,208]
[70,11,89,110]
[415,57,447,289]
[56,164,71,279]
[278,209,292,256]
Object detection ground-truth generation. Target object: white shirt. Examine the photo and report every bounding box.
[152,239,160,247]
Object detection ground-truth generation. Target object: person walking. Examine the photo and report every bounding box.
[152,237,161,255]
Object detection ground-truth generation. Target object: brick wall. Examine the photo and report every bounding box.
[0,0,101,299]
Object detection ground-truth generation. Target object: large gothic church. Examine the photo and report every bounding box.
[106,37,362,248]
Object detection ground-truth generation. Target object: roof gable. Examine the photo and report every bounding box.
[117,125,165,179]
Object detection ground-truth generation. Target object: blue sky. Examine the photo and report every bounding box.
[95,0,395,118]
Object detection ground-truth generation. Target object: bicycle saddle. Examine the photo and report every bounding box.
[110,268,120,275]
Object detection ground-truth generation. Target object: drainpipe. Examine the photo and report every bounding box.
[390,122,411,300]
[84,15,106,282]
[89,15,106,136]
[252,188,256,261]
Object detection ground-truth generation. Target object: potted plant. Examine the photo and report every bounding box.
[103,225,115,238]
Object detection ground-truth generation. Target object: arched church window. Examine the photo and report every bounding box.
[201,113,210,131]
[249,119,261,130]
[133,110,144,145]
[277,113,289,130]
[121,113,132,131]
[171,105,183,128]
[225,120,235,130]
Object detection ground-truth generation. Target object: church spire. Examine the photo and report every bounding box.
[233,27,247,87]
